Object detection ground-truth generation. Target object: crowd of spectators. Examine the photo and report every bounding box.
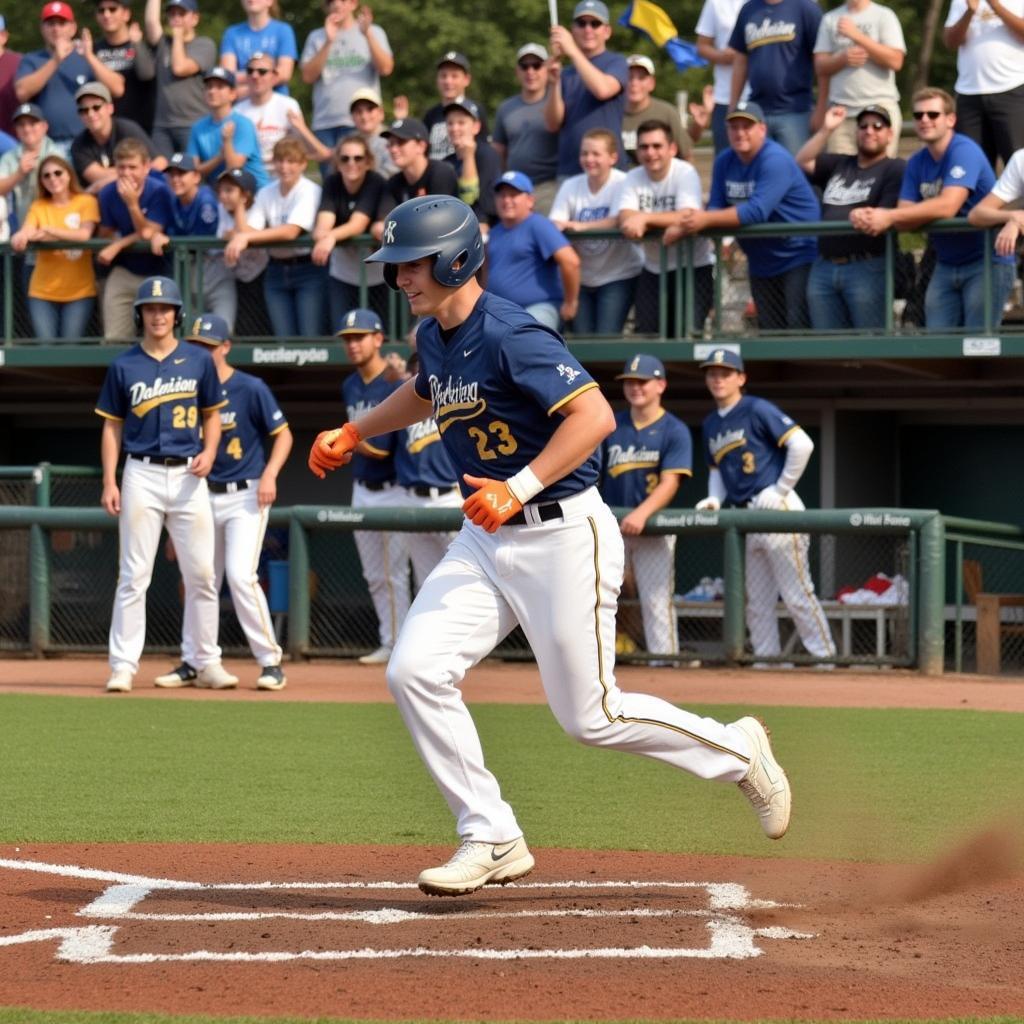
[0,0,1023,341]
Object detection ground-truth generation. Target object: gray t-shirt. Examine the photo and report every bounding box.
[152,35,217,130]
[814,1,905,108]
[492,92,558,185]
[300,24,391,131]
[621,96,688,166]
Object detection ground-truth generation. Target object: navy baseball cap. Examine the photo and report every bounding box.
[444,98,482,121]
[204,66,236,86]
[216,166,257,193]
[437,51,470,71]
[726,101,765,124]
[382,117,428,142]
[166,152,198,172]
[12,102,45,122]
[185,313,230,345]
[574,0,609,22]
[164,0,197,10]
[336,308,384,336]
[699,348,744,372]
[857,104,892,126]
[494,169,534,194]
[617,354,665,380]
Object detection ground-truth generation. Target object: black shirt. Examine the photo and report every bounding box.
[318,168,387,223]
[95,39,156,133]
[382,160,459,214]
[71,117,156,186]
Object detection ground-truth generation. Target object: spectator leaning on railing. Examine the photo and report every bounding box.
[968,142,1024,255]
[850,87,1014,330]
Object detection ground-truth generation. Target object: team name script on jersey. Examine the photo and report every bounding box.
[429,375,485,433]
[129,376,199,417]
[605,442,661,477]
[708,426,747,463]
[406,417,442,454]
[744,17,797,48]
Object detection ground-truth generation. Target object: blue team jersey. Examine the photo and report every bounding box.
[211,369,288,482]
[186,112,269,189]
[412,291,601,501]
[486,214,570,307]
[95,341,225,457]
[600,408,693,508]
[701,395,799,505]
[708,139,818,276]
[342,368,402,484]
[169,184,219,237]
[394,416,458,489]
[899,133,1010,267]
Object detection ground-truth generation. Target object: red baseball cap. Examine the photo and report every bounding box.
[41,1,74,20]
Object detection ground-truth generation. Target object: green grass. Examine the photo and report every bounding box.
[1,694,1021,862]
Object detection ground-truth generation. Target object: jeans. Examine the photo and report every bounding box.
[524,301,560,330]
[634,265,714,335]
[262,259,328,338]
[328,277,391,336]
[806,255,887,330]
[571,276,638,335]
[27,296,94,340]
[764,110,811,156]
[924,257,1015,331]
[750,263,812,330]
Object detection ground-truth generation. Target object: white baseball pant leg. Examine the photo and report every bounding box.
[387,489,753,843]
[624,534,678,655]
[352,481,410,649]
[401,485,460,591]
[110,460,218,674]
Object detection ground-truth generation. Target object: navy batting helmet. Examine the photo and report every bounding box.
[133,276,184,331]
[365,195,484,291]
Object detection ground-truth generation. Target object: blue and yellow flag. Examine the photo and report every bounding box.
[617,0,708,71]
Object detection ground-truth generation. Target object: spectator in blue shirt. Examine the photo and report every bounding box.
[15,2,93,153]
[674,101,819,330]
[728,0,824,155]
[186,66,267,189]
[851,86,1014,330]
[151,150,217,245]
[544,0,628,178]
[486,169,580,329]
[219,0,297,99]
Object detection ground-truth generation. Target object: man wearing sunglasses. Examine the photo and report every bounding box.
[88,0,156,133]
[545,0,629,179]
[851,86,1014,330]
[493,43,559,214]
[795,103,905,329]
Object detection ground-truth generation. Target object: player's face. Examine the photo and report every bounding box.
[394,258,450,317]
[140,302,177,340]
[495,185,534,226]
[856,117,891,157]
[636,130,676,179]
[579,136,616,178]
[912,99,954,145]
[621,376,666,410]
[705,366,745,404]
[436,66,469,101]
[351,100,382,133]
[341,331,384,367]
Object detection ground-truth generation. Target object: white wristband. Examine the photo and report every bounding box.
[505,465,544,505]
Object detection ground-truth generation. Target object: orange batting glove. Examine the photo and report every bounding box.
[461,474,523,533]
[308,422,362,479]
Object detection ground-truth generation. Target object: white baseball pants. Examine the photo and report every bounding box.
[109,458,220,675]
[386,488,753,842]
[623,534,678,655]
[352,480,410,649]
[398,485,461,591]
[181,484,282,668]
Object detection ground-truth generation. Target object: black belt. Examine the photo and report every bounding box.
[357,479,392,491]
[825,252,878,264]
[129,454,190,466]
[270,254,309,265]
[506,501,563,526]
[411,484,459,497]
[208,479,251,493]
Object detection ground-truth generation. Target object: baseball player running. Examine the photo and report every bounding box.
[155,314,294,691]
[696,349,836,665]
[96,276,233,693]
[600,354,692,664]
[308,195,793,897]
[338,308,410,665]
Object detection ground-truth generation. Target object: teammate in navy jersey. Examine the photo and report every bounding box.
[155,313,294,691]
[308,195,793,897]
[95,275,233,694]
[696,348,836,666]
[338,307,410,666]
[600,354,692,663]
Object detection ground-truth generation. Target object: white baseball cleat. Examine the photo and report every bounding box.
[154,662,197,688]
[256,665,287,691]
[418,837,535,897]
[358,645,392,666]
[105,670,133,693]
[195,663,239,690]
[733,716,792,840]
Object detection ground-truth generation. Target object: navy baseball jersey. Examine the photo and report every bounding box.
[95,342,225,457]
[395,416,458,489]
[600,408,693,507]
[412,290,600,501]
[342,369,402,484]
[701,395,799,505]
[211,369,289,483]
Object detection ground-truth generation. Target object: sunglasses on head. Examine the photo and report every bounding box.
[77,103,104,114]
[518,60,543,70]
[338,154,366,163]
[573,17,602,27]
[912,109,943,121]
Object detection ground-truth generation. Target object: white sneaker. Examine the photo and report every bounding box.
[418,837,535,897]
[154,662,197,688]
[195,663,239,690]
[105,670,133,693]
[256,665,286,690]
[358,645,392,666]
[734,716,791,839]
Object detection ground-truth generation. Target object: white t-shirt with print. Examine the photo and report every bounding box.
[945,0,1024,94]
[235,93,303,174]
[249,176,322,258]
